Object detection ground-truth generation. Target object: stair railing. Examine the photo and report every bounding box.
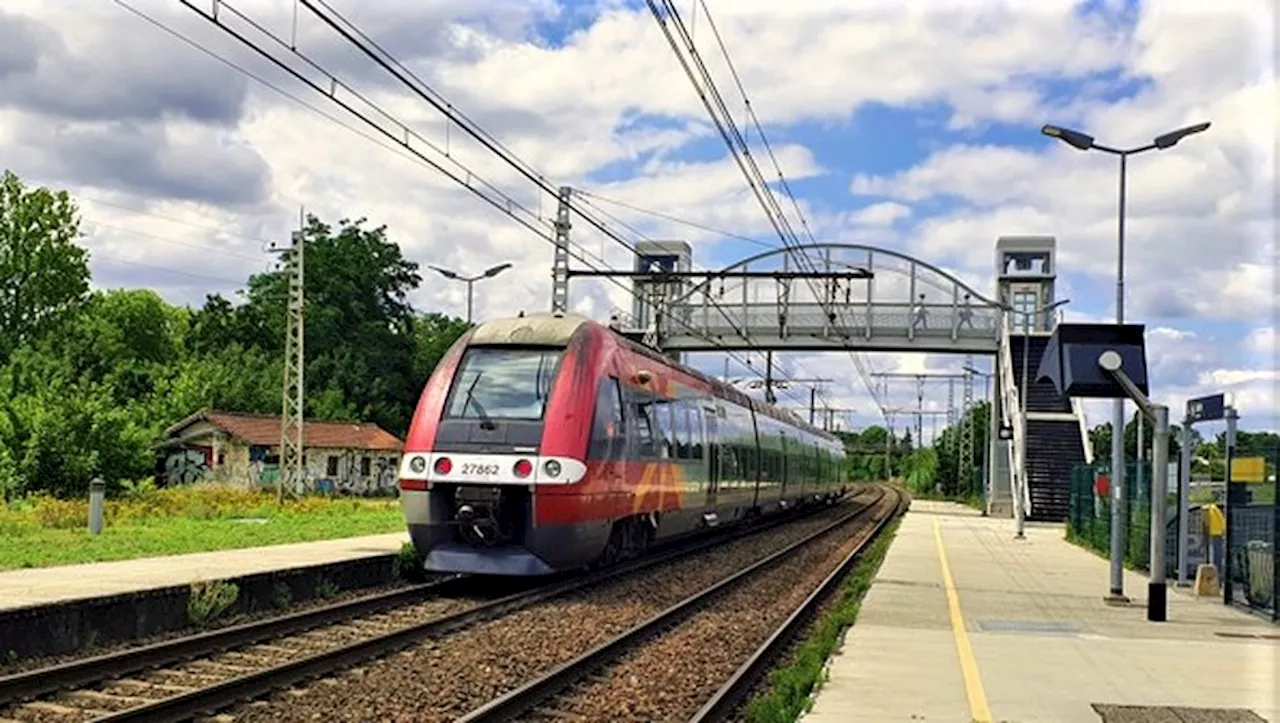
[997,312,1031,519]
[1070,397,1094,465]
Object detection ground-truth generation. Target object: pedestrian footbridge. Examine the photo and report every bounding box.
[613,243,1002,354]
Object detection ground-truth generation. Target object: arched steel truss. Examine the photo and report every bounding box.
[620,243,1003,354]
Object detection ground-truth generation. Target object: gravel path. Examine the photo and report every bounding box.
[226,491,879,723]
[522,492,900,722]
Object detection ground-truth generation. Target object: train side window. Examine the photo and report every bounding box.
[652,399,674,459]
[673,401,690,459]
[632,399,656,458]
[590,377,625,459]
[690,406,704,460]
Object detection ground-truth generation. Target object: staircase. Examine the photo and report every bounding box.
[998,322,1091,523]
[1007,336,1071,413]
[1009,334,1087,521]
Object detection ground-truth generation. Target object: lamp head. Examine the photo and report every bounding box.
[483,262,513,278]
[1041,124,1095,151]
[1153,121,1211,150]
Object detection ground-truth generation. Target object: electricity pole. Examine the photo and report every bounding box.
[270,210,306,504]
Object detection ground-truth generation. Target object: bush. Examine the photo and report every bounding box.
[394,541,426,582]
[0,482,398,531]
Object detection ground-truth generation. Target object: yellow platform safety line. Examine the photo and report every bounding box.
[933,517,993,723]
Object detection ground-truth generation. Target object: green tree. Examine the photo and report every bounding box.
[229,215,426,435]
[0,170,91,361]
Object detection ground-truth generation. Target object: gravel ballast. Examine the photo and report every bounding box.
[226,492,879,723]
[527,492,900,722]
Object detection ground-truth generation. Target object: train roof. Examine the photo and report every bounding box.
[469,311,591,346]
[468,312,843,446]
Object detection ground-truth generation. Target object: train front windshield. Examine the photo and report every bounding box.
[445,346,564,421]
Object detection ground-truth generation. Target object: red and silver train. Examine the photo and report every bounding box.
[397,312,848,576]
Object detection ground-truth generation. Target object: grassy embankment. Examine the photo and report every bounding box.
[743,516,901,723]
[0,485,404,570]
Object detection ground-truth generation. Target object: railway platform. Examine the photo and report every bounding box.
[0,531,408,611]
[804,500,1278,723]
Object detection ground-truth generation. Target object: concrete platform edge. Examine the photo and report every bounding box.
[0,553,400,662]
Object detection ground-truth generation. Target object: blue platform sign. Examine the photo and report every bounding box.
[1186,393,1225,423]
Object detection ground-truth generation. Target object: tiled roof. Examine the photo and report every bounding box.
[165,409,403,452]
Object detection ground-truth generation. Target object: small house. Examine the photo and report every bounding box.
[155,409,404,495]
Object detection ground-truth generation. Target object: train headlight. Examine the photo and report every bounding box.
[409,456,426,473]
[543,459,561,477]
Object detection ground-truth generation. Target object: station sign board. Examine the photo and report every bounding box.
[1186,393,1225,423]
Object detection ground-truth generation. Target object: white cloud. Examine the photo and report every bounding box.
[849,201,912,227]
[0,0,1274,435]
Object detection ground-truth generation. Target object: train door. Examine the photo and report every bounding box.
[773,427,783,501]
[703,403,719,513]
[589,376,627,509]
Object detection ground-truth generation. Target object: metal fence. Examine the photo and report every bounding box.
[1225,468,1277,620]
[1068,461,1157,573]
[1068,455,1278,622]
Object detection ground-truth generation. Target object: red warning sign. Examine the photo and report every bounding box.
[1095,474,1110,498]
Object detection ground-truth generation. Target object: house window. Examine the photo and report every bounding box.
[326,456,339,476]
[360,456,371,476]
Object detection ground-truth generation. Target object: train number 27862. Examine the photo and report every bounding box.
[460,462,501,476]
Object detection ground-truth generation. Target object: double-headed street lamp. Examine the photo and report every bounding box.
[429,262,513,324]
[1041,120,1210,600]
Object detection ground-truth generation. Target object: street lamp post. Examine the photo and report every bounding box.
[1041,120,1210,600]
[429,262,514,324]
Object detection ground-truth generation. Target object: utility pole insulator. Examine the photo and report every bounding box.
[551,186,572,313]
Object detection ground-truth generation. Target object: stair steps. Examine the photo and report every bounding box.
[1010,335,1086,521]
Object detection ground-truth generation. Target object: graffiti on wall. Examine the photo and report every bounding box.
[165,447,212,484]
[244,445,398,496]
[313,450,399,496]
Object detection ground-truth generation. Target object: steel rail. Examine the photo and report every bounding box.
[60,491,874,723]
[690,487,909,722]
[454,486,897,723]
[0,574,467,706]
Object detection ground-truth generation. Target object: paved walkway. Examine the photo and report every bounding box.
[804,501,1279,723]
[0,532,409,611]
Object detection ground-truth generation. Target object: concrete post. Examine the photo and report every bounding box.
[1148,405,1169,622]
[1177,423,1192,586]
[1222,406,1238,605]
[88,477,106,535]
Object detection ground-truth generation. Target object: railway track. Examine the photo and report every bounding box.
[456,485,905,723]
[0,488,878,723]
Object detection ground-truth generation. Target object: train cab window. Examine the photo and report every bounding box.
[589,377,625,460]
[445,346,563,420]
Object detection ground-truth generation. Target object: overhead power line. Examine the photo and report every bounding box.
[156,0,812,401]
[646,0,887,418]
